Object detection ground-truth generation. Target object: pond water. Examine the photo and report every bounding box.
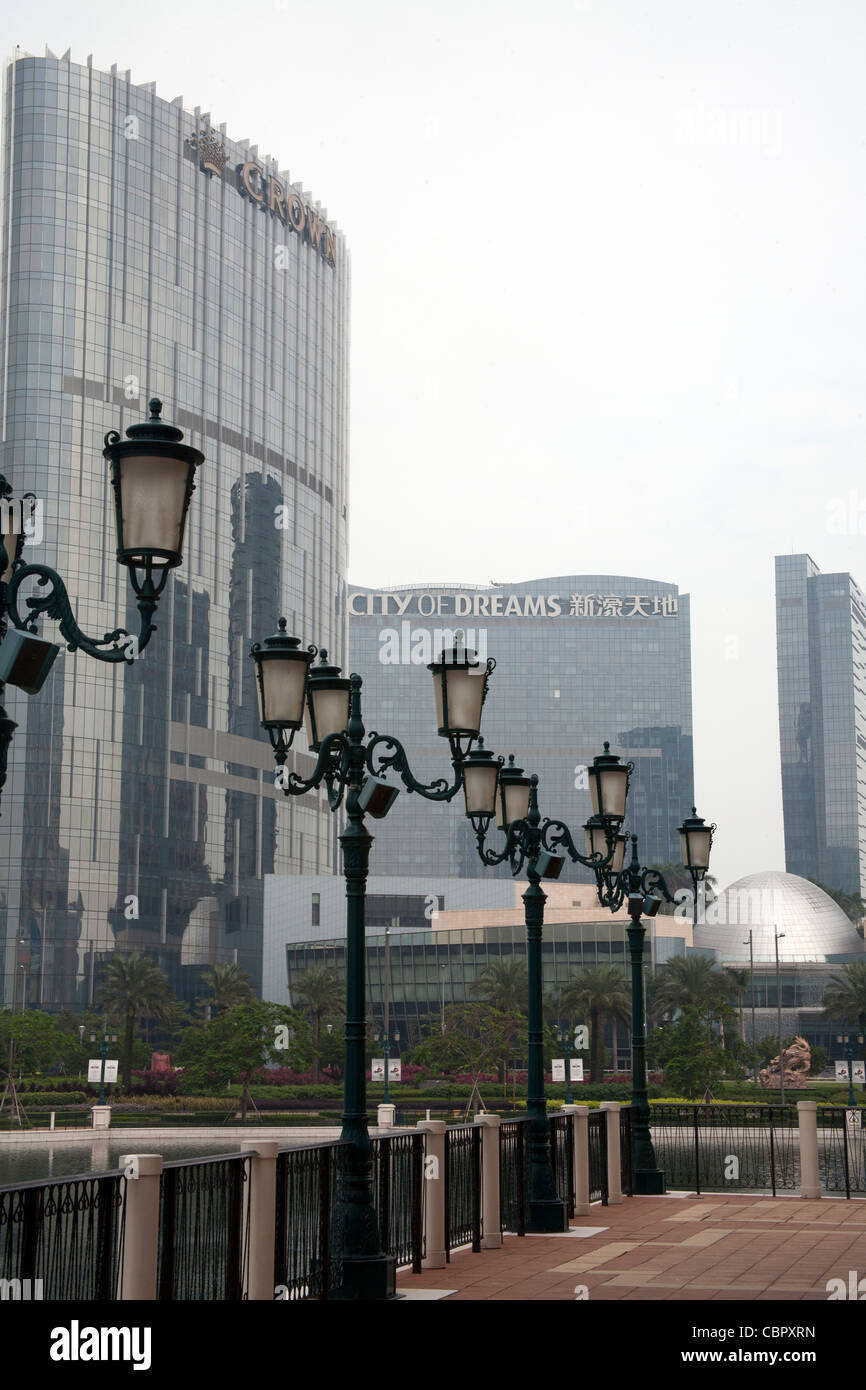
[0,1133,338,1186]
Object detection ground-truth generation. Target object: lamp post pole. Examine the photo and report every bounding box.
[250,633,494,1297]
[743,930,756,1083]
[579,798,715,1195]
[838,1035,863,1108]
[468,753,627,1232]
[558,1025,575,1105]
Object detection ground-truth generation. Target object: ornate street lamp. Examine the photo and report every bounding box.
[467,760,620,1232]
[0,399,202,813]
[579,813,715,1194]
[250,624,495,1298]
[678,806,716,927]
[837,1033,864,1109]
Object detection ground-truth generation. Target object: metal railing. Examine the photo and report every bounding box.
[817,1106,866,1198]
[549,1113,575,1218]
[371,1131,425,1273]
[0,1170,125,1299]
[444,1124,482,1258]
[274,1139,345,1299]
[649,1105,798,1195]
[157,1152,250,1300]
[587,1109,608,1204]
[620,1106,635,1197]
[499,1117,530,1235]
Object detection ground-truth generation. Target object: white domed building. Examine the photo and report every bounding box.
[694,870,864,1061]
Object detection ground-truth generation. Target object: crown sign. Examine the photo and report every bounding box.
[193,131,228,177]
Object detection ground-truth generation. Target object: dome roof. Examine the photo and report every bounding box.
[694,870,864,963]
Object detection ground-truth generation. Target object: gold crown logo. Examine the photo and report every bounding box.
[192,131,228,177]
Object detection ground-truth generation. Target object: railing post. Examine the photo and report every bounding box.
[571,1106,591,1217]
[600,1101,623,1205]
[417,1120,446,1269]
[377,1104,396,1129]
[118,1154,163,1301]
[475,1113,501,1249]
[797,1101,821,1199]
[240,1140,279,1300]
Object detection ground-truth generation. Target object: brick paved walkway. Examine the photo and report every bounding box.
[396,1194,866,1301]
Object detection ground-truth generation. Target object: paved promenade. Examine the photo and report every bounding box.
[396,1193,866,1301]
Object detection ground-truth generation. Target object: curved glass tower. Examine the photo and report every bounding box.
[0,50,349,1009]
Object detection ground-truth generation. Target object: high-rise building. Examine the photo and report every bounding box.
[347,576,695,883]
[0,50,349,1009]
[776,553,866,896]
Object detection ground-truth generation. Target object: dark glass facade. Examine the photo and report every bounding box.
[347,577,694,882]
[776,555,866,897]
[0,53,349,1009]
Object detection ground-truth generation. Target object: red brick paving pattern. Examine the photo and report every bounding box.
[396,1195,866,1301]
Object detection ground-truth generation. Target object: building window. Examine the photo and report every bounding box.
[312,893,320,927]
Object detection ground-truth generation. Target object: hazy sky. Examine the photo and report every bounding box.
[5,0,866,892]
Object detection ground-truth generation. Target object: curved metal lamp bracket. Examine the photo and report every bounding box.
[6,561,164,664]
[365,732,463,801]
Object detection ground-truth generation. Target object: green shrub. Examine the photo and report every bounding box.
[18,1091,89,1107]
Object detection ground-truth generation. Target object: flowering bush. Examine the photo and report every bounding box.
[128,1067,184,1096]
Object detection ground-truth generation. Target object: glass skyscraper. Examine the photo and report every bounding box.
[776,553,866,896]
[348,576,694,884]
[0,51,349,1009]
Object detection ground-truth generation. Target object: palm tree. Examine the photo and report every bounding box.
[823,963,866,1091]
[201,962,253,1018]
[292,964,343,1082]
[474,957,528,1014]
[652,956,735,1046]
[560,965,631,1083]
[99,954,174,1093]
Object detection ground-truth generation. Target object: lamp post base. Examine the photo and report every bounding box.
[333,1253,398,1301]
[527,1198,569,1233]
[634,1168,666,1195]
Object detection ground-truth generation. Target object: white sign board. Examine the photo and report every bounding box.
[836,1060,865,1082]
[371,1059,385,1081]
[87,1059,118,1083]
[551,1059,566,1082]
[570,1058,584,1082]
[845,1109,862,1130]
[388,1059,401,1082]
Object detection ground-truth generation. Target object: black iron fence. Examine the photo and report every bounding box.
[444,1124,482,1258]
[549,1113,575,1218]
[274,1139,345,1300]
[587,1109,608,1204]
[817,1106,866,1198]
[371,1131,425,1273]
[0,1170,125,1300]
[157,1152,250,1300]
[649,1105,798,1195]
[499,1117,530,1235]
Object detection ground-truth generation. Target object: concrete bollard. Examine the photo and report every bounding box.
[416,1120,446,1268]
[118,1154,163,1300]
[571,1106,591,1216]
[475,1113,502,1249]
[600,1102,623,1204]
[377,1103,396,1129]
[240,1140,280,1299]
[91,1105,112,1130]
[797,1100,821,1199]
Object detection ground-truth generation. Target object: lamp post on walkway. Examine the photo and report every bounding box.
[250,630,495,1298]
[463,748,626,1232]
[554,772,715,1196]
[837,1033,864,1108]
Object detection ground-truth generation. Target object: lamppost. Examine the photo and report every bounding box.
[89,1025,118,1106]
[837,1033,864,1108]
[680,806,713,929]
[562,782,715,1196]
[249,630,495,1298]
[462,746,628,1231]
[744,930,757,1083]
[0,399,202,814]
